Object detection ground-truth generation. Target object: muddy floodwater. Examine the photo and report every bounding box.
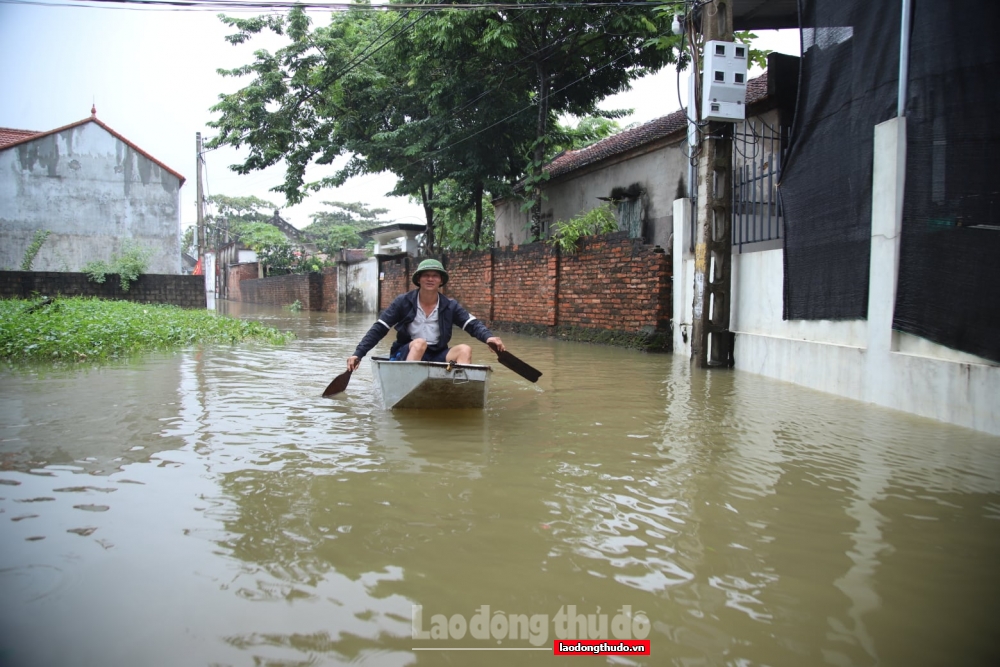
[1,302,999,667]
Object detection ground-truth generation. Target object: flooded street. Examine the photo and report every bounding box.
[2,302,999,666]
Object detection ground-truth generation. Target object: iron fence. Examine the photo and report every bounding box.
[732,119,787,252]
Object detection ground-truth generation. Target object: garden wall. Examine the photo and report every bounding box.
[0,271,206,309]
[378,232,672,350]
[236,269,337,312]
[224,263,261,303]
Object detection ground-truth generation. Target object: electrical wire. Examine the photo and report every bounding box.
[0,0,665,12]
[50,0,688,205]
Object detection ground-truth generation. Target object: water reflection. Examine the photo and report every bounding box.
[1,304,999,666]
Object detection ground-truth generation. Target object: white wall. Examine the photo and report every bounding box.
[675,118,1000,435]
[0,121,182,273]
[495,137,687,249]
[342,257,379,313]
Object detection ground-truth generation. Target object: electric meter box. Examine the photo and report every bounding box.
[701,40,748,122]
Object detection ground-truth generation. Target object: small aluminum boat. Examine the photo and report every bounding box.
[370,356,493,409]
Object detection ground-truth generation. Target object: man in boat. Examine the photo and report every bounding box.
[346,258,505,372]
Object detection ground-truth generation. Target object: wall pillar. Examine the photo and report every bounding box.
[863,117,907,403]
[672,198,694,357]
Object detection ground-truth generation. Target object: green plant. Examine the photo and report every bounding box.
[0,296,294,363]
[547,204,619,254]
[82,240,153,292]
[286,300,303,312]
[21,230,50,270]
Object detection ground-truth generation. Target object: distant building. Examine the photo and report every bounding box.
[0,107,185,273]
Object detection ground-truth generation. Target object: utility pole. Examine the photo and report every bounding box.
[196,132,205,269]
[691,0,735,368]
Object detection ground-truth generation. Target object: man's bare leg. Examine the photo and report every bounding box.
[445,344,472,365]
[406,338,428,361]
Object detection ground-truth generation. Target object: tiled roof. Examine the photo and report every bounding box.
[0,112,186,185]
[543,71,770,182]
[0,127,42,149]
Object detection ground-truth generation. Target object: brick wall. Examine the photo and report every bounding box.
[320,267,338,312]
[0,271,206,308]
[491,242,557,326]
[223,234,672,349]
[226,263,259,303]
[557,233,671,331]
[239,273,321,309]
[443,250,493,321]
[373,233,672,350]
[379,256,413,311]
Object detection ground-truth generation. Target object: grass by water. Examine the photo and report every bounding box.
[1,296,294,363]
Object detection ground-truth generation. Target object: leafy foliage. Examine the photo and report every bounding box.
[548,204,619,254]
[433,179,496,252]
[203,194,278,250]
[20,230,50,271]
[82,240,153,292]
[548,116,625,159]
[0,297,293,363]
[734,30,772,71]
[301,201,385,255]
[181,225,195,256]
[207,3,678,250]
[229,221,295,273]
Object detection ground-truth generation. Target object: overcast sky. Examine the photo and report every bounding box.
[0,1,799,232]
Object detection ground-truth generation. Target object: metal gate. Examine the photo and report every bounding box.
[732,119,787,252]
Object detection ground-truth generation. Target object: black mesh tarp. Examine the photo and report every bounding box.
[893,1,1000,363]
[779,0,900,320]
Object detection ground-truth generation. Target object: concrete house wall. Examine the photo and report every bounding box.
[495,136,688,251]
[672,119,1000,435]
[0,117,183,274]
[494,71,775,251]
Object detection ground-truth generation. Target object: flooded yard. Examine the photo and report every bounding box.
[2,302,999,666]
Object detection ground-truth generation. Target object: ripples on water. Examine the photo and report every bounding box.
[1,303,999,666]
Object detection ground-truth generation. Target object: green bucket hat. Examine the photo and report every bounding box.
[412,258,449,286]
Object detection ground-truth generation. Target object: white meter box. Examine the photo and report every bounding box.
[701,40,748,122]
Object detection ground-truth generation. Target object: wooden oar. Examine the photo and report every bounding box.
[322,369,352,397]
[489,343,542,383]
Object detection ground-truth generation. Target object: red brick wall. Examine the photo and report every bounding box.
[443,250,493,321]
[239,273,323,309]
[379,256,413,311]
[371,234,671,346]
[226,263,259,302]
[491,242,557,326]
[320,267,338,312]
[226,265,337,311]
[557,233,671,331]
[226,234,672,347]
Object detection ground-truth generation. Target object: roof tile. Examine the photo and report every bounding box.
[0,127,42,149]
[0,115,185,185]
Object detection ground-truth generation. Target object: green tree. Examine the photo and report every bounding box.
[301,201,387,255]
[433,179,496,252]
[547,115,624,159]
[234,221,295,275]
[181,225,195,256]
[207,2,679,250]
[205,194,278,248]
[463,2,678,239]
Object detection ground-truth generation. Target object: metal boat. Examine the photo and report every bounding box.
[370,356,493,409]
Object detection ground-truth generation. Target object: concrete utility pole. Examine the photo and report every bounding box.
[196,132,206,267]
[691,0,735,368]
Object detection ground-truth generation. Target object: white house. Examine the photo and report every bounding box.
[0,107,185,274]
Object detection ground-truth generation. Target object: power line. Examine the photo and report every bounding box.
[1,0,663,12]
